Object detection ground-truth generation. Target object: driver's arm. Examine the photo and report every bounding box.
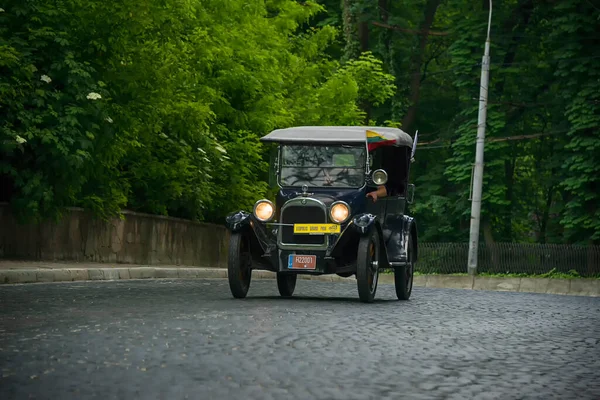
[366,185,388,202]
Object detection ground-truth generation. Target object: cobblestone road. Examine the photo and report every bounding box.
[1,279,599,399]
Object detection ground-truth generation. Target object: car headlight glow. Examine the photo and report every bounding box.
[253,200,274,222]
[330,201,350,224]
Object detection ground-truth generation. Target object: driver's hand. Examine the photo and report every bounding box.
[367,192,378,203]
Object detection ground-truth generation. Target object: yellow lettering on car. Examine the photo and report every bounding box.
[293,224,341,234]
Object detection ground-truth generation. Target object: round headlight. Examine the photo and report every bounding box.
[372,169,388,185]
[330,201,350,224]
[253,200,274,222]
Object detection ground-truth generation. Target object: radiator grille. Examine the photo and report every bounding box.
[281,205,327,245]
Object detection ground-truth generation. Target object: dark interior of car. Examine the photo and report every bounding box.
[372,146,410,197]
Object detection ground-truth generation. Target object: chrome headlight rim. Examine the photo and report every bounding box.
[253,199,275,222]
[372,169,388,186]
[330,200,351,224]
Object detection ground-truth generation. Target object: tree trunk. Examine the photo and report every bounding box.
[587,242,599,278]
[504,146,516,241]
[539,185,554,244]
[358,3,370,120]
[482,216,498,273]
[401,0,441,132]
[341,0,360,62]
[379,0,389,23]
[495,0,534,95]
[342,0,371,121]
[378,0,391,61]
[358,21,369,52]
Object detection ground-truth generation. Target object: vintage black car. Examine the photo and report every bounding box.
[225,126,419,303]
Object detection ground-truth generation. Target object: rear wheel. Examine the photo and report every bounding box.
[227,233,252,299]
[356,230,380,303]
[395,234,415,300]
[277,273,297,297]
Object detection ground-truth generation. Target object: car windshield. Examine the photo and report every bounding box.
[279,144,366,188]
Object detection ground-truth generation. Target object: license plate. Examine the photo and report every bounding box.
[288,255,317,270]
[293,224,341,234]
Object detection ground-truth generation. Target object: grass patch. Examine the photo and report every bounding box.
[414,271,469,276]
[476,269,600,279]
[384,268,600,279]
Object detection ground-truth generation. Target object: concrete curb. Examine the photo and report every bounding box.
[420,274,599,297]
[0,268,598,296]
[0,267,358,285]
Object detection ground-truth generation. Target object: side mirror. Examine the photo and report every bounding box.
[407,184,415,204]
[372,169,388,185]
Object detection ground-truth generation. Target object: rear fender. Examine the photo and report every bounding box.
[388,215,418,263]
[408,217,418,262]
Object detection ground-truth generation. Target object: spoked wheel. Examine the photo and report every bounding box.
[357,230,380,303]
[395,234,415,300]
[276,273,297,297]
[227,233,252,299]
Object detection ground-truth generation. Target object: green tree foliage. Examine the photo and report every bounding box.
[311,0,599,244]
[547,1,600,243]
[0,2,123,220]
[0,0,395,222]
[433,0,600,244]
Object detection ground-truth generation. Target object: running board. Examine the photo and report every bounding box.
[388,261,408,268]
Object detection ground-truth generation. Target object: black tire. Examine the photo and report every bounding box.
[277,273,297,297]
[227,233,252,299]
[356,230,380,303]
[395,234,415,300]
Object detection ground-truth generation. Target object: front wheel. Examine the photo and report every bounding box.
[395,234,415,300]
[277,273,297,297]
[356,230,380,303]
[227,233,252,298]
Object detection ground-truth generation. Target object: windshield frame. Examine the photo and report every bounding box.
[276,143,368,189]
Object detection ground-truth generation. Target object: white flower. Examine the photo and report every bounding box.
[16,135,26,144]
[0,8,5,12]
[105,117,113,123]
[86,92,102,100]
[215,144,227,154]
[197,148,206,154]
[40,75,52,83]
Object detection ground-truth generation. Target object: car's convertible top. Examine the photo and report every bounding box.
[261,126,413,149]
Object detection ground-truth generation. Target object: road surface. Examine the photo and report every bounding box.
[1,279,599,399]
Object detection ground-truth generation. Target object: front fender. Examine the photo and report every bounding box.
[329,213,389,268]
[225,211,276,266]
[351,213,378,235]
[225,210,252,233]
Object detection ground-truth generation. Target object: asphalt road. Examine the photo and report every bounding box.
[1,279,599,400]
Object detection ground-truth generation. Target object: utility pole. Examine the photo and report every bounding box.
[467,0,492,276]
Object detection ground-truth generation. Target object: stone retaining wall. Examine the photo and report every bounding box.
[0,205,228,268]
